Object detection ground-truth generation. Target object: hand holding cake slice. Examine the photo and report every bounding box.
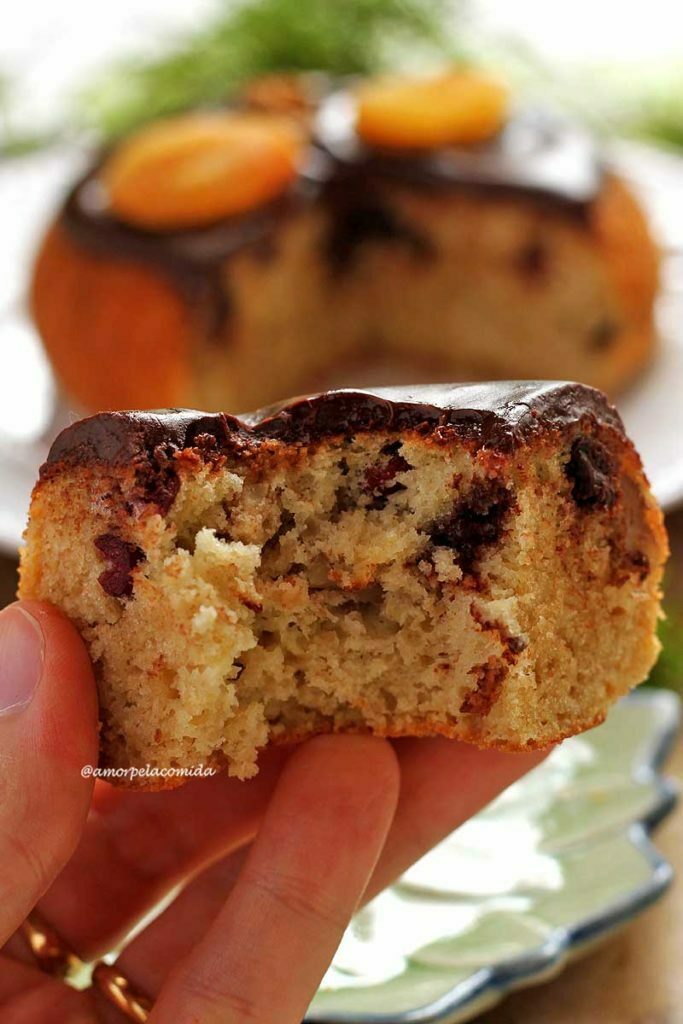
[19,382,667,786]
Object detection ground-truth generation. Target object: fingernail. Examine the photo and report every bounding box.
[0,606,44,716]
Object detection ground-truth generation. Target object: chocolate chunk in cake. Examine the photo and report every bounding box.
[20,382,667,786]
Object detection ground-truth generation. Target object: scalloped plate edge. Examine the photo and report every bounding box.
[308,689,681,1024]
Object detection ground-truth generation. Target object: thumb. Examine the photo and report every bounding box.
[0,600,98,941]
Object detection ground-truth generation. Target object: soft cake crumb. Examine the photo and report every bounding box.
[19,404,667,788]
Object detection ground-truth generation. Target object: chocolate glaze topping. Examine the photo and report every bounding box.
[315,96,603,212]
[43,381,624,477]
[61,155,328,336]
[59,92,604,326]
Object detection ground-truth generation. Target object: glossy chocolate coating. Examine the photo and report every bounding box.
[59,95,604,324]
[43,381,624,477]
[61,158,327,335]
[315,96,602,210]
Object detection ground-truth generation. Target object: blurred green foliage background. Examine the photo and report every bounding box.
[1,0,682,154]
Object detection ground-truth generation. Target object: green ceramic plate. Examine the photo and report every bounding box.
[308,689,680,1024]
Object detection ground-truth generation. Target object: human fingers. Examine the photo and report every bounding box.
[36,746,290,958]
[139,736,399,1024]
[102,737,546,998]
[0,602,97,944]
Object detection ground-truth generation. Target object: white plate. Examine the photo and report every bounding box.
[1,143,683,555]
[308,689,679,1023]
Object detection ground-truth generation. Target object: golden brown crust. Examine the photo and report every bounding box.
[594,174,660,323]
[31,223,192,412]
[97,708,607,792]
[590,173,660,392]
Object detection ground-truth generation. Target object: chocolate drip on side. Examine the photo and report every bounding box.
[323,182,434,271]
[58,102,604,323]
[315,98,604,215]
[60,160,327,337]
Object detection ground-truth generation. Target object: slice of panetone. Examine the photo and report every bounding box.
[19,382,667,787]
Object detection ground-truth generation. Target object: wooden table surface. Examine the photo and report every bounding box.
[2,511,682,1024]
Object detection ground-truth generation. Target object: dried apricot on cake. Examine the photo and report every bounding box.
[103,112,304,229]
[356,69,509,150]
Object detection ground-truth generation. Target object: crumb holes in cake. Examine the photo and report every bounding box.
[429,480,514,574]
[94,534,145,598]
[379,688,398,712]
[608,545,650,586]
[628,550,650,579]
[259,630,279,651]
[349,596,401,639]
[414,683,435,705]
[306,554,334,589]
[333,485,354,515]
[262,509,296,555]
[213,530,234,547]
[507,635,527,655]
[565,436,617,509]
[459,656,508,716]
